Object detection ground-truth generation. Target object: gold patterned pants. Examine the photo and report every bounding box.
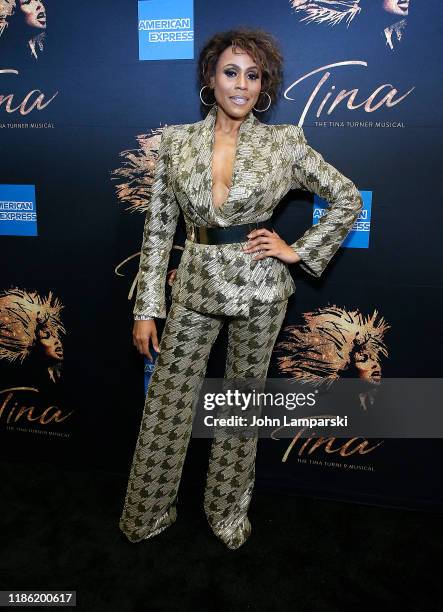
[119,296,288,550]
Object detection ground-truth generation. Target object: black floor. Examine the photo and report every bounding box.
[1,456,442,611]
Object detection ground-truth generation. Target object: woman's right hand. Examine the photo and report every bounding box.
[133,320,160,361]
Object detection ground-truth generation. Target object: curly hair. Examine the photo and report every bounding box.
[0,0,15,38]
[197,27,284,114]
[0,0,46,59]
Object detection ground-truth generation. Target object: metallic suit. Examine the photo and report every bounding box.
[119,103,362,549]
[119,297,288,549]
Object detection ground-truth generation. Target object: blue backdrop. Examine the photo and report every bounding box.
[1,0,442,510]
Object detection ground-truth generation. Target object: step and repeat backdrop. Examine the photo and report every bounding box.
[1,0,442,510]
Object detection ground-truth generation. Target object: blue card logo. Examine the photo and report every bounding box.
[313,190,371,248]
[138,0,194,60]
[0,184,37,236]
[144,350,158,395]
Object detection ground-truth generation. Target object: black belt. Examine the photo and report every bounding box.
[187,219,274,245]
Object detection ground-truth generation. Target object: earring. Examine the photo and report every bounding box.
[199,85,216,107]
[253,91,271,112]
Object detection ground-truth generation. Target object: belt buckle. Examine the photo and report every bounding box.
[199,227,209,244]
[189,224,210,244]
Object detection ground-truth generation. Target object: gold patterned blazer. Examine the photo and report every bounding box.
[133,103,363,319]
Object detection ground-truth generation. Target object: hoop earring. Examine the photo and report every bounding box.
[253,91,271,113]
[199,85,216,107]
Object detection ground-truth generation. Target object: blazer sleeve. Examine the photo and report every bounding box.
[133,125,180,319]
[287,124,363,278]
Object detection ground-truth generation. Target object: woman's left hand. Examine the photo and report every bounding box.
[242,228,301,265]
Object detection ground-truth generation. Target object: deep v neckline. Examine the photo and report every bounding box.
[210,127,240,211]
[207,104,253,214]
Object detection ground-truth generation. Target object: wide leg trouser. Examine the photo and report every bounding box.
[119,296,288,549]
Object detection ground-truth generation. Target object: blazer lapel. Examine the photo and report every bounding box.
[178,103,263,225]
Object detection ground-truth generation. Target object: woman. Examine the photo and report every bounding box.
[20,0,46,59]
[290,0,409,36]
[119,28,363,550]
[0,0,46,60]
[382,0,409,16]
